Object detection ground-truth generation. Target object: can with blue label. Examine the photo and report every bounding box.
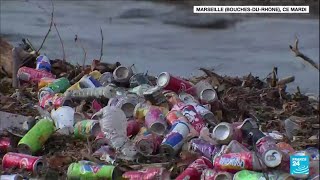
[36,55,51,72]
[160,121,190,156]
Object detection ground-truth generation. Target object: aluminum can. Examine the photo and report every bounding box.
[176,156,214,180]
[0,137,12,153]
[18,119,55,155]
[211,122,243,145]
[134,127,162,155]
[165,110,187,125]
[113,66,133,83]
[2,152,44,174]
[122,167,170,180]
[67,160,119,180]
[213,152,263,173]
[74,120,101,139]
[256,136,283,168]
[39,93,71,108]
[160,121,190,155]
[129,73,151,88]
[157,72,195,95]
[145,108,167,135]
[36,55,51,72]
[127,119,140,137]
[38,77,55,89]
[17,66,55,83]
[0,174,24,180]
[186,138,216,159]
[181,104,205,133]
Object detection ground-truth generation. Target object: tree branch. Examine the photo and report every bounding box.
[99,27,104,61]
[289,36,319,71]
[37,3,54,53]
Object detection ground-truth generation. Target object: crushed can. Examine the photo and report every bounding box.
[189,102,217,126]
[256,136,283,168]
[99,72,114,86]
[67,160,121,180]
[181,104,205,133]
[160,121,190,156]
[156,72,195,95]
[2,152,44,175]
[145,108,167,135]
[74,120,101,139]
[143,86,167,106]
[211,122,243,145]
[113,66,133,83]
[134,127,162,155]
[92,146,116,164]
[39,93,72,108]
[122,167,170,180]
[213,152,264,173]
[18,119,55,155]
[224,140,250,154]
[38,77,70,100]
[36,55,51,72]
[165,110,188,125]
[108,95,139,118]
[0,137,12,153]
[176,156,214,180]
[0,174,24,180]
[129,73,151,88]
[133,101,152,121]
[17,66,56,83]
[184,138,216,159]
[179,92,199,104]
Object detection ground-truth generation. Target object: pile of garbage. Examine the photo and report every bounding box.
[0,39,319,179]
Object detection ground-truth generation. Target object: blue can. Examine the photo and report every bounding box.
[36,55,51,72]
[160,121,190,155]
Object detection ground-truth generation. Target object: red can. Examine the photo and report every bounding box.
[122,167,170,180]
[0,137,12,153]
[157,72,195,95]
[176,156,214,180]
[39,93,71,108]
[213,152,263,173]
[2,152,44,174]
[17,66,55,83]
[256,136,283,168]
[166,110,188,125]
[127,119,140,137]
[181,105,205,133]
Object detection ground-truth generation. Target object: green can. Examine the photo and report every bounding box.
[67,161,121,180]
[74,120,101,139]
[234,170,294,180]
[47,77,70,93]
[18,119,55,155]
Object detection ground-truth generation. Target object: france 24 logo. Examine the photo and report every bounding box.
[290,155,309,175]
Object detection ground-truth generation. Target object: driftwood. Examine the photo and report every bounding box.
[290,37,319,71]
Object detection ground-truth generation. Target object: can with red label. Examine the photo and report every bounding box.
[256,136,283,168]
[200,169,233,180]
[165,110,187,125]
[145,108,168,135]
[213,152,264,173]
[17,66,55,83]
[211,122,243,145]
[0,137,12,153]
[39,93,72,108]
[181,104,205,133]
[2,152,44,174]
[127,119,141,137]
[122,167,170,180]
[157,72,195,95]
[176,156,214,180]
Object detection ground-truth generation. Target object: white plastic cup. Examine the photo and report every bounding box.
[50,106,75,134]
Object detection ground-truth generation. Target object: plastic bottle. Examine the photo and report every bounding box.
[65,85,118,100]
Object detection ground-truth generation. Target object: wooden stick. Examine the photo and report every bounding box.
[99,27,104,61]
[289,36,319,71]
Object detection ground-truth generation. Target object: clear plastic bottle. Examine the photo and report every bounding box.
[65,84,117,100]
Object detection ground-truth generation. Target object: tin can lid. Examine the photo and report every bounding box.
[263,149,282,167]
[215,171,233,180]
[200,89,217,103]
[34,158,45,175]
[150,122,167,136]
[113,66,133,83]
[156,72,170,88]
[212,122,233,144]
[136,139,154,155]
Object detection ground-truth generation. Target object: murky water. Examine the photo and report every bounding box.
[1,0,319,94]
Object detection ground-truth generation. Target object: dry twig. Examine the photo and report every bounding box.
[37,1,54,53]
[289,36,319,71]
[75,35,87,70]
[99,27,104,61]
